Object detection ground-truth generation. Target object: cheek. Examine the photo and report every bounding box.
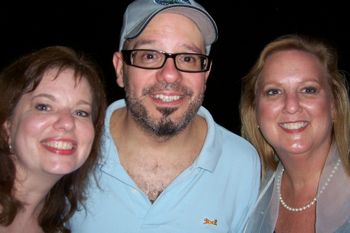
[77,121,95,145]
[12,115,47,143]
[186,76,206,93]
[126,75,150,95]
[256,100,279,123]
[305,98,333,118]
[195,79,207,92]
[77,122,95,165]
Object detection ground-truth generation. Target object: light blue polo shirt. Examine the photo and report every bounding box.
[69,99,260,233]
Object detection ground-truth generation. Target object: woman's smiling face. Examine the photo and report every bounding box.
[6,68,95,178]
[255,49,334,157]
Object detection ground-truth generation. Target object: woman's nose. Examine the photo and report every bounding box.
[53,110,75,131]
[283,93,302,114]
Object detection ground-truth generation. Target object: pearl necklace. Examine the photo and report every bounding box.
[277,158,341,212]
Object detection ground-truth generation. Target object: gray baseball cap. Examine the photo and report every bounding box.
[119,0,218,54]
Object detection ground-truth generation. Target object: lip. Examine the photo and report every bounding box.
[151,93,184,107]
[41,138,77,155]
[279,121,308,133]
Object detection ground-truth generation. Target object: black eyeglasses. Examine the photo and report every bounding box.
[121,49,211,73]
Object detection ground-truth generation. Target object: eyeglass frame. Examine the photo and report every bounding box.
[121,49,212,73]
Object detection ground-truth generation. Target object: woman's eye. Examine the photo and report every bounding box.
[35,104,50,112]
[266,89,280,96]
[75,110,90,118]
[302,86,317,94]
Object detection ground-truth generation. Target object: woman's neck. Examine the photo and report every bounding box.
[0,204,45,233]
[4,167,61,233]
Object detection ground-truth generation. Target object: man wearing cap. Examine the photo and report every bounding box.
[69,0,260,232]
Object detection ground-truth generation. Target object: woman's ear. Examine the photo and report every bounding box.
[3,120,12,144]
[3,120,10,136]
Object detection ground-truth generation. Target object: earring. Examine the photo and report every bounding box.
[9,144,14,154]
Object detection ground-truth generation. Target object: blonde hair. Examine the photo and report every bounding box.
[240,34,350,177]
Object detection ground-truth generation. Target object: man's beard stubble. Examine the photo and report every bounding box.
[124,81,206,138]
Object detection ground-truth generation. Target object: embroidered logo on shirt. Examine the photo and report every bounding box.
[203,218,217,226]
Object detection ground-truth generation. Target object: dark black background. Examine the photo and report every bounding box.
[1,1,349,134]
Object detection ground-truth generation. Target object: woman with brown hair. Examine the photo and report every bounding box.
[0,46,107,233]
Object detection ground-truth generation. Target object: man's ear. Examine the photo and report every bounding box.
[204,62,212,82]
[113,51,125,88]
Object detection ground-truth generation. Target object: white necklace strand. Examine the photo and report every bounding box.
[277,158,341,212]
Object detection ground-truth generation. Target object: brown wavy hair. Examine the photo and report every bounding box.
[240,34,350,177]
[0,46,107,233]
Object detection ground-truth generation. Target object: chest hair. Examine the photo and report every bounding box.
[123,154,193,203]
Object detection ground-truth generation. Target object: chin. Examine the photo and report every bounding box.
[286,145,311,155]
[44,164,80,176]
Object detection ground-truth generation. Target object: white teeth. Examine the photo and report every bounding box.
[44,141,74,150]
[154,94,180,102]
[280,122,307,130]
